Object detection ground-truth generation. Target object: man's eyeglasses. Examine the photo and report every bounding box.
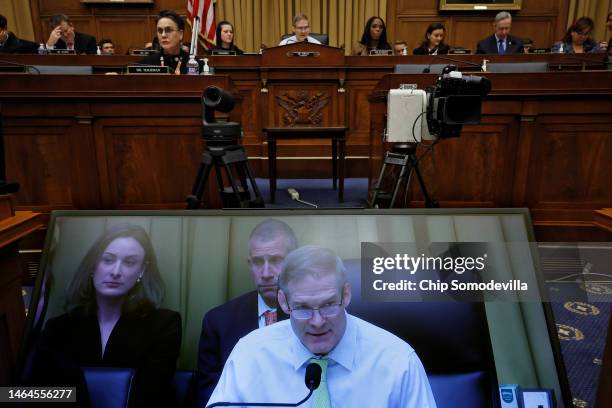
[157,27,178,35]
[287,296,344,320]
[294,25,310,32]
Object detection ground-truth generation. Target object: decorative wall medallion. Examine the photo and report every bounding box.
[276,91,330,126]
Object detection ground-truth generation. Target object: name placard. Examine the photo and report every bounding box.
[47,49,77,55]
[369,49,393,56]
[126,65,170,74]
[286,51,320,58]
[210,50,237,56]
[130,49,156,56]
[528,48,550,54]
[449,49,472,55]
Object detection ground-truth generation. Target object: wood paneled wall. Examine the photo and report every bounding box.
[387,0,571,54]
[28,0,193,55]
[29,1,573,56]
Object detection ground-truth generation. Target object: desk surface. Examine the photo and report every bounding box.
[0,212,44,249]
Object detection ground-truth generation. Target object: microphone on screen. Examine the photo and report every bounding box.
[206,362,322,408]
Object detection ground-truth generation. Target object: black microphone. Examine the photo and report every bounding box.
[206,362,322,408]
[422,54,483,73]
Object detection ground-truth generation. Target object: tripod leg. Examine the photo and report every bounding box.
[222,162,244,207]
[389,164,411,208]
[368,161,388,208]
[409,155,439,208]
[186,152,214,209]
[242,161,265,207]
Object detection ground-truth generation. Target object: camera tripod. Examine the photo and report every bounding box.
[369,143,439,209]
[186,143,264,209]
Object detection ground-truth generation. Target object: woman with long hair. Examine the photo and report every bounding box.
[212,20,243,54]
[352,16,392,56]
[29,224,181,407]
[413,23,450,55]
[551,17,602,53]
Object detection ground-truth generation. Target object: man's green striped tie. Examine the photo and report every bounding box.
[309,357,331,408]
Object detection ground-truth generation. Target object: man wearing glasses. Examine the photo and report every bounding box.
[476,11,524,54]
[208,245,436,407]
[196,219,297,408]
[279,13,322,45]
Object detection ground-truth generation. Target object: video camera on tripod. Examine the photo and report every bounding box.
[370,65,491,208]
[186,86,264,209]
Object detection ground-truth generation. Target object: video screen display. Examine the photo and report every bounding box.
[21,209,570,407]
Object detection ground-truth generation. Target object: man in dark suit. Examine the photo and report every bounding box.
[45,14,97,55]
[0,14,38,54]
[476,11,524,54]
[195,219,298,408]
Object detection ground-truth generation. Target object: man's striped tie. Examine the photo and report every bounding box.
[309,357,331,408]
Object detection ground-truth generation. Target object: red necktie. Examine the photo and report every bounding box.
[264,310,277,326]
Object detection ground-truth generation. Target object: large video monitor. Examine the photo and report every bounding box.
[20,209,571,407]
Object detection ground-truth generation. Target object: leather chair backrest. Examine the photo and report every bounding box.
[486,62,548,73]
[83,367,134,408]
[173,370,195,408]
[280,33,329,45]
[343,259,498,407]
[394,64,448,74]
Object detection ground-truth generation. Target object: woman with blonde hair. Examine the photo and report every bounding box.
[29,224,181,407]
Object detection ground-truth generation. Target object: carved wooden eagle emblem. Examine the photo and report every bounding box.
[275,91,330,126]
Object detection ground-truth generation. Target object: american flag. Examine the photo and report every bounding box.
[187,0,216,46]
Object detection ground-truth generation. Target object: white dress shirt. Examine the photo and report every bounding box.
[278,35,322,46]
[208,312,437,407]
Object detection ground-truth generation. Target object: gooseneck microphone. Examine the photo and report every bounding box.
[422,54,484,73]
[206,362,322,408]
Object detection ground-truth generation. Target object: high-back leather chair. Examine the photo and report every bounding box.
[343,259,499,408]
[83,367,134,408]
[280,33,329,45]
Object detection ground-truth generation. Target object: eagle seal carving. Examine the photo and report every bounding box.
[275,91,330,126]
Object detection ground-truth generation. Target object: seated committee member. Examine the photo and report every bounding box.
[278,13,322,45]
[413,23,450,55]
[46,14,97,54]
[211,21,243,54]
[196,219,297,408]
[98,38,114,55]
[208,245,437,407]
[551,17,602,53]
[476,11,524,54]
[393,40,408,55]
[29,224,181,407]
[603,12,611,51]
[0,14,38,53]
[141,10,201,74]
[352,16,392,56]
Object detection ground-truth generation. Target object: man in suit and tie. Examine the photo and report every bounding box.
[0,14,38,54]
[45,14,97,55]
[476,11,524,54]
[195,219,298,408]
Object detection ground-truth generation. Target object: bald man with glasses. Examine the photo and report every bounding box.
[208,245,436,408]
[279,13,322,45]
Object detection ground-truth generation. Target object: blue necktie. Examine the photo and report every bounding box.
[498,39,506,54]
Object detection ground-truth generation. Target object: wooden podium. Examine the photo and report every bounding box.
[0,195,43,384]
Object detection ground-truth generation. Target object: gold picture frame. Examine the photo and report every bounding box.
[440,0,522,11]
